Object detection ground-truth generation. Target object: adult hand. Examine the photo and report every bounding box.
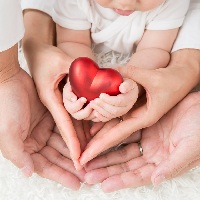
[23,10,82,169]
[24,115,87,190]
[84,92,200,192]
[79,49,200,165]
[0,65,86,190]
[0,64,45,177]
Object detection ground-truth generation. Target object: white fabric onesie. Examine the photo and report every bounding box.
[21,0,200,52]
[52,0,190,54]
[0,0,24,52]
[172,0,200,51]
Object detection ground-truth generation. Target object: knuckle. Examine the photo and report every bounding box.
[120,162,130,173]
[132,169,145,183]
[118,147,129,161]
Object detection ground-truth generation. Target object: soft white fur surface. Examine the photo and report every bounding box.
[0,49,200,200]
[1,154,200,200]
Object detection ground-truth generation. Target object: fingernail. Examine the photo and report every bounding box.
[153,175,166,186]
[21,166,32,177]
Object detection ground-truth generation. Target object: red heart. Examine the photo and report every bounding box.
[69,57,123,102]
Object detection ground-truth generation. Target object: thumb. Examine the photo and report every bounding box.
[151,141,199,186]
[0,131,34,177]
[47,98,82,169]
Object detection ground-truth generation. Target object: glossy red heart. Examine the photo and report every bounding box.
[69,57,123,102]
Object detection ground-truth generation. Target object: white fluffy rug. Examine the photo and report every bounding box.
[0,49,200,200]
[1,154,200,200]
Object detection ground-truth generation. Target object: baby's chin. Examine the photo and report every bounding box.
[113,8,134,16]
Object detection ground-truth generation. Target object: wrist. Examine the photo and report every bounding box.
[0,44,20,83]
[169,49,200,89]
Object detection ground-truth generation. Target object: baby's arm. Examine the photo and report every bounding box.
[128,28,179,94]
[57,25,95,60]
[131,28,179,68]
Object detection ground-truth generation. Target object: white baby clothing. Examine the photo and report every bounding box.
[172,0,200,52]
[52,0,190,54]
[20,0,200,52]
[0,0,24,52]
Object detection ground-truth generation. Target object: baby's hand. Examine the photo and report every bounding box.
[90,79,139,122]
[63,82,93,120]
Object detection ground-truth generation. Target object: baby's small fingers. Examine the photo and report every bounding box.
[84,110,96,121]
[63,82,76,100]
[99,93,131,107]
[119,79,138,94]
[93,111,110,122]
[64,97,87,114]
[72,104,93,120]
[90,99,114,119]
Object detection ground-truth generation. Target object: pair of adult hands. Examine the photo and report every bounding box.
[21,41,200,192]
[0,43,199,191]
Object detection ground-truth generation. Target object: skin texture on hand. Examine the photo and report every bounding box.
[79,49,200,165]
[0,63,86,190]
[22,10,83,169]
[24,115,86,190]
[0,43,87,190]
[84,92,200,192]
[0,44,45,176]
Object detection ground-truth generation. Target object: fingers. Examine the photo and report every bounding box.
[119,78,138,94]
[90,95,137,122]
[151,140,200,186]
[63,82,89,117]
[151,95,200,186]
[72,119,89,151]
[31,151,82,190]
[72,104,93,120]
[40,146,85,183]
[0,126,34,177]
[89,81,138,121]
[82,120,92,142]
[47,132,71,158]
[85,156,146,185]
[90,122,105,136]
[63,82,78,103]
[64,97,87,115]
[122,130,142,144]
[101,164,155,192]
[85,142,143,171]
[99,91,137,107]
[79,118,144,165]
[47,99,81,169]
